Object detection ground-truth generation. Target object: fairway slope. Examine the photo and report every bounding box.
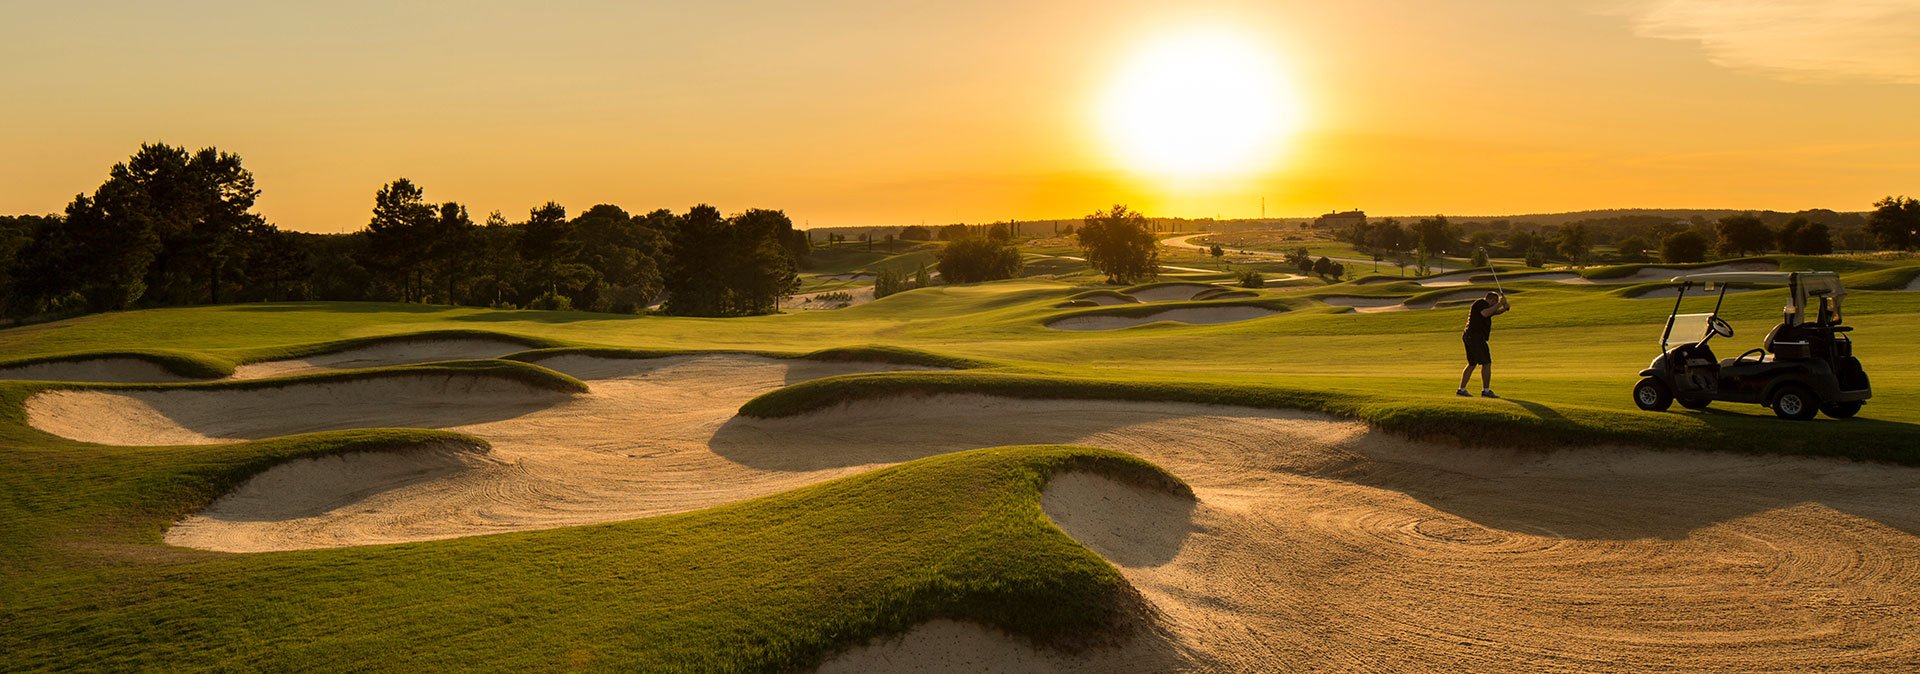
[1047,306,1279,331]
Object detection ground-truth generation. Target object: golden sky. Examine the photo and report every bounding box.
[3,1,1918,232]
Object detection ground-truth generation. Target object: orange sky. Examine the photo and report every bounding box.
[3,1,1918,232]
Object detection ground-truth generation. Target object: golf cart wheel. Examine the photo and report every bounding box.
[1771,385,1820,421]
[1821,401,1864,419]
[1678,397,1711,411]
[1633,378,1672,412]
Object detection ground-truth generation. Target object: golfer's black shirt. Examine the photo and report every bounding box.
[1464,299,1493,341]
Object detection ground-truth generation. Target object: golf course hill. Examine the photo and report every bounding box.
[5,251,1920,671]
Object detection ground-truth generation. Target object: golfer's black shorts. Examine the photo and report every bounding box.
[1463,337,1491,365]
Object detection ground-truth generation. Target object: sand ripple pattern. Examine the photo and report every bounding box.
[22,355,1920,671]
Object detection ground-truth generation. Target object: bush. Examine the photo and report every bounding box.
[604,284,655,314]
[937,236,1022,283]
[1524,247,1545,268]
[528,290,573,311]
[1469,248,1489,268]
[913,264,932,288]
[1235,270,1265,288]
[873,268,909,299]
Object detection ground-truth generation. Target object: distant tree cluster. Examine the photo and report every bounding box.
[936,236,1022,283]
[4,144,305,317]
[0,144,806,322]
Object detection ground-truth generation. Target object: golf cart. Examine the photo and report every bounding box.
[1632,271,1870,420]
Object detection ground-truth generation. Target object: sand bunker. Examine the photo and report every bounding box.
[1559,261,1778,285]
[804,396,1920,672]
[1047,307,1278,331]
[27,374,574,445]
[1127,284,1217,302]
[0,357,193,384]
[28,353,1920,669]
[1904,275,1920,291]
[1519,272,1577,282]
[1633,286,1762,300]
[1321,295,1408,313]
[229,337,532,380]
[782,285,878,311]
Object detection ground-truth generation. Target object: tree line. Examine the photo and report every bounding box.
[0,143,809,322]
[1341,199,1918,269]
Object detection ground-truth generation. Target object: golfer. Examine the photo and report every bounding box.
[1457,291,1510,398]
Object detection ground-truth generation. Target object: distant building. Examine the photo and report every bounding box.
[1315,210,1366,229]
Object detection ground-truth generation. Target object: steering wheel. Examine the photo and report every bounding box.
[1709,316,1734,339]
[1736,348,1766,363]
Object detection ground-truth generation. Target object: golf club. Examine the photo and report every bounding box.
[1480,246,1504,295]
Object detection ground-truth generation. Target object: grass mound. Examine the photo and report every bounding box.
[230,329,562,365]
[1066,289,1143,304]
[0,440,1182,671]
[0,349,234,380]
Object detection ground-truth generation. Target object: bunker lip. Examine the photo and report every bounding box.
[229,336,537,380]
[0,356,198,384]
[1046,307,1281,331]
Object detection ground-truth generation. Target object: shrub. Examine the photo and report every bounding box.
[1524,247,1545,268]
[604,284,655,314]
[1469,248,1489,268]
[873,268,909,299]
[1235,270,1265,288]
[937,236,1022,283]
[528,290,573,311]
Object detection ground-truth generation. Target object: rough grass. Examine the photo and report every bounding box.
[0,441,1182,672]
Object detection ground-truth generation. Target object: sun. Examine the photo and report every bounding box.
[1097,28,1304,181]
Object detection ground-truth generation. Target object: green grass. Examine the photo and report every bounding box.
[5,253,1920,669]
[0,438,1181,671]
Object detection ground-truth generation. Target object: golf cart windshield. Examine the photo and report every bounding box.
[1665,312,1714,346]
[1671,271,1847,327]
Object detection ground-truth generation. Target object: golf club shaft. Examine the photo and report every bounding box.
[1482,246,1504,295]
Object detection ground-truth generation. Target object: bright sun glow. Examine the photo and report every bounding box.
[1098,28,1303,182]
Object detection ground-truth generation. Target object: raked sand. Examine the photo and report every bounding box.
[24,353,1920,671]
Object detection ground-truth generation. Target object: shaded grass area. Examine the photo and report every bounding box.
[0,440,1182,672]
[0,348,235,379]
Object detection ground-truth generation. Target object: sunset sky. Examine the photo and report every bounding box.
[4,1,1919,232]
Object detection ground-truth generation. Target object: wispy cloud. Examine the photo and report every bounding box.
[1615,0,1920,84]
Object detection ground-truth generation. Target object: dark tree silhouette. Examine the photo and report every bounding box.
[1661,230,1709,263]
[1868,196,1919,250]
[1076,204,1157,284]
[1714,214,1772,257]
